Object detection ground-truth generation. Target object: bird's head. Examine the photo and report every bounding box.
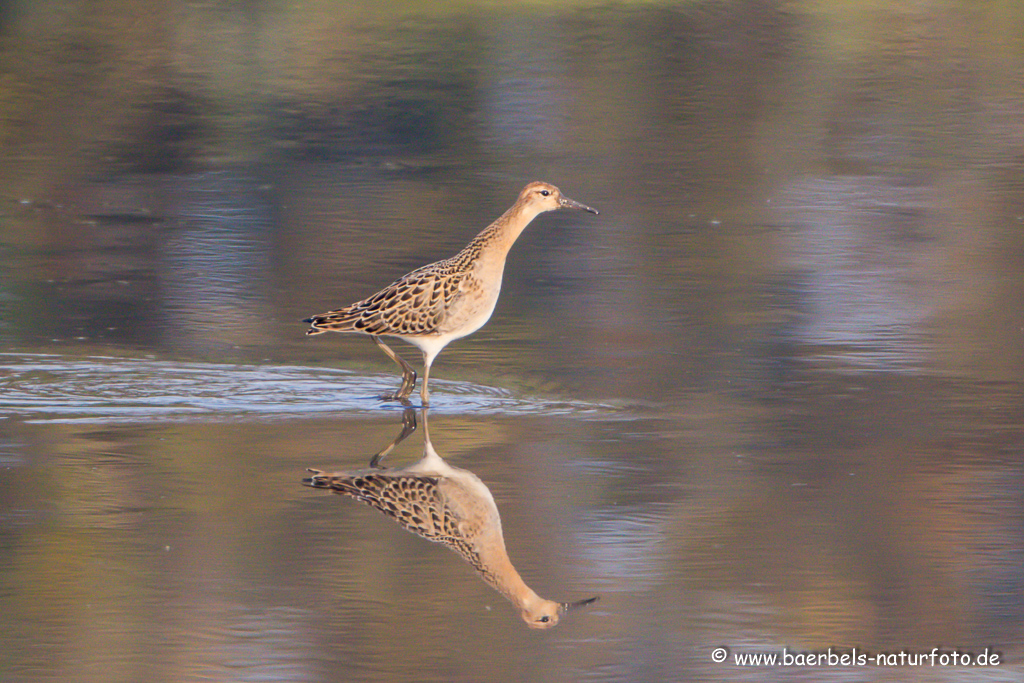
[519,181,599,215]
[521,596,599,630]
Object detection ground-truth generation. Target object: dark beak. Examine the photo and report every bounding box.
[559,596,600,614]
[559,195,599,215]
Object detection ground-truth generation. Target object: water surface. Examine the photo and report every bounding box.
[1,1,1023,681]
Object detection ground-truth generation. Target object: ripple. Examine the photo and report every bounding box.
[0,353,622,424]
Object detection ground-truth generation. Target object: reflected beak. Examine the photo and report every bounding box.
[559,195,600,215]
[559,596,600,614]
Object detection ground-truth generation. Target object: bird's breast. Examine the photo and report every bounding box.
[437,270,503,338]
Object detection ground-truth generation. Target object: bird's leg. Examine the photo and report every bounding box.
[420,353,433,406]
[373,337,417,401]
[369,407,417,469]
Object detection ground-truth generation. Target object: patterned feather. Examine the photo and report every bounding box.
[302,181,598,403]
[304,240,488,338]
[304,469,487,574]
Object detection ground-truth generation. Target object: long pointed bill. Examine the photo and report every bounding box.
[559,596,600,614]
[559,195,600,214]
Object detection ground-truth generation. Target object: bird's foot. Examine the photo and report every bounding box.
[378,390,414,404]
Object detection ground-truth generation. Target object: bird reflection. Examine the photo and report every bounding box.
[303,408,597,629]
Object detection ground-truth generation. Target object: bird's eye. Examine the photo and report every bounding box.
[539,616,550,623]
[539,190,550,197]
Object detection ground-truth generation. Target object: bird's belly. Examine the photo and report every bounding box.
[439,276,502,341]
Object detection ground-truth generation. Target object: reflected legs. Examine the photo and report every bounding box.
[369,407,417,469]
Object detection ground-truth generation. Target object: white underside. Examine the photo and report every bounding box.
[402,332,465,366]
[407,441,502,523]
[395,272,503,367]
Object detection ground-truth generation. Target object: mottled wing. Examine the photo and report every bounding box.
[304,261,466,337]
[305,470,485,571]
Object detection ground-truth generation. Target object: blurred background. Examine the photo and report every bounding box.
[1,1,1022,681]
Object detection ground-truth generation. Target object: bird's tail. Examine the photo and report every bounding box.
[302,469,366,498]
[303,468,333,487]
[302,316,327,336]
[303,469,397,515]
[302,310,361,335]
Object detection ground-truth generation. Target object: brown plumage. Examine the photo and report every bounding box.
[304,260,468,337]
[304,181,598,404]
[303,409,598,628]
[304,469,490,578]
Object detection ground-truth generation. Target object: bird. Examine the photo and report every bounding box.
[303,408,598,629]
[303,181,598,405]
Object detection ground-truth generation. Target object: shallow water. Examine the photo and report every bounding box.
[0,353,622,422]
[2,1,1024,681]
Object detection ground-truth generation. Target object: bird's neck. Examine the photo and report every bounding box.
[477,549,544,611]
[470,202,544,258]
